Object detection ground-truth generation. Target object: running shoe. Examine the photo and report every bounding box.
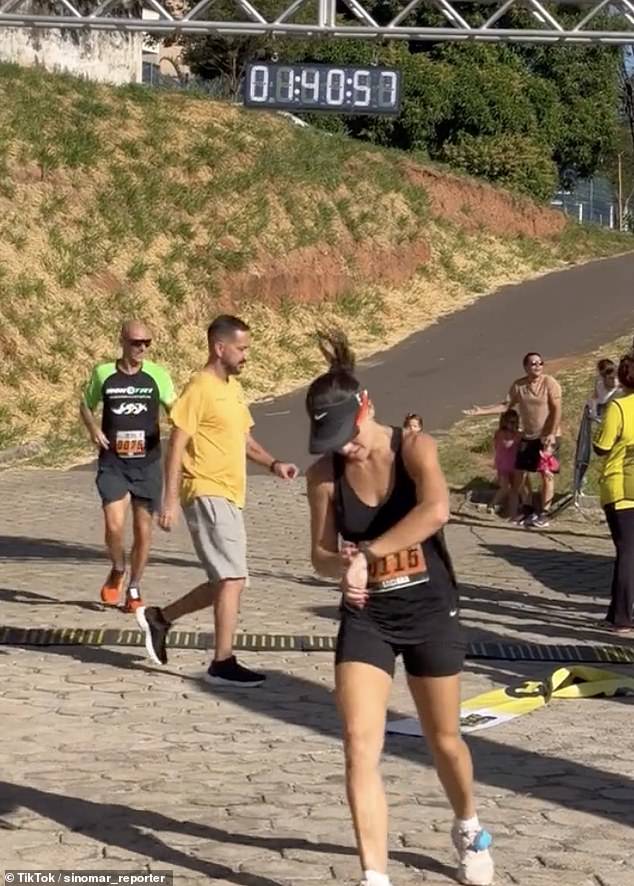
[100,568,126,606]
[451,822,494,886]
[135,606,170,665]
[530,512,550,529]
[121,585,143,613]
[606,623,634,635]
[203,656,266,687]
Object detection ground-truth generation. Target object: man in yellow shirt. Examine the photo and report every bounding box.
[136,315,298,685]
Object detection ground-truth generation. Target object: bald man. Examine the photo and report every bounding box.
[80,320,176,612]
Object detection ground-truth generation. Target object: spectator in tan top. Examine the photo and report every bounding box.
[464,352,562,528]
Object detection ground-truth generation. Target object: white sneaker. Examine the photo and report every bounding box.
[451,822,494,885]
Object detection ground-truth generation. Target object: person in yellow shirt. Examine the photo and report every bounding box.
[136,315,298,685]
[593,353,634,634]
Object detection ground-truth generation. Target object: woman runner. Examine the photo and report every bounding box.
[305,330,494,886]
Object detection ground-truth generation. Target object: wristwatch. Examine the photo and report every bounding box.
[357,540,378,563]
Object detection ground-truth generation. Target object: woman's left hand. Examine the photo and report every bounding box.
[340,541,358,564]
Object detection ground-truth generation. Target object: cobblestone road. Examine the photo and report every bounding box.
[1,467,633,886]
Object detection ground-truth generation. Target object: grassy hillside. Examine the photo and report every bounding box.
[0,62,631,463]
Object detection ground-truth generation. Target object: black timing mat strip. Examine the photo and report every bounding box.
[0,626,633,663]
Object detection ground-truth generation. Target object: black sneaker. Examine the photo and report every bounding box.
[136,606,170,665]
[203,656,266,687]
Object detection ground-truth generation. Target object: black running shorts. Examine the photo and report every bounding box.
[96,458,162,512]
[515,436,561,474]
[335,608,465,678]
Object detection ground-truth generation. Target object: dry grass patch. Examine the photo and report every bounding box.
[0,62,632,464]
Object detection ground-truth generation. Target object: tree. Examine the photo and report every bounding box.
[443,134,557,201]
[179,1,623,201]
[180,0,318,98]
[621,48,634,157]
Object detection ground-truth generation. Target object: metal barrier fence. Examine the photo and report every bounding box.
[551,177,620,230]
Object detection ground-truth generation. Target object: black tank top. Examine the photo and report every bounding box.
[333,427,457,642]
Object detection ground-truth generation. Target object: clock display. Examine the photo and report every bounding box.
[244,62,402,115]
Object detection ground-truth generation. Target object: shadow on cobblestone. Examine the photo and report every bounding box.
[461,582,607,616]
[0,535,195,569]
[0,780,455,881]
[306,605,340,622]
[248,568,333,588]
[0,783,285,885]
[451,515,608,541]
[458,584,627,648]
[5,638,634,847]
[10,640,164,674]
[482,544,610,597]
[190,669,634,830]
[0,586,104,612]
[0,587,58,603]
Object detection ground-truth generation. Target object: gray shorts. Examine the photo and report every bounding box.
[96,457,162,513]
[184,496,247,582]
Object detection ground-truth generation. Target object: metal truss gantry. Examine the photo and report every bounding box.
[1,0,634,43]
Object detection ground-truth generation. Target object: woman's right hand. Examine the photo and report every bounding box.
[341,552,369,609]
[463,405,481,416]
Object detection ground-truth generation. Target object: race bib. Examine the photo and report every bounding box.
[368,544,429,593]
[115,430,146,459]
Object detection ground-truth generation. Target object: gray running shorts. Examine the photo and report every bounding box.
[96,458,162,513]
[184,496,248,582]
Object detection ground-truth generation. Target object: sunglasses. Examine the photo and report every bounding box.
[127,338,152,348]
[528,360,544,367]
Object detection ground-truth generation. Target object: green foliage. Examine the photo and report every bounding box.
[181,16,622,200]
[443,134,558,201]
[512,39,620,184]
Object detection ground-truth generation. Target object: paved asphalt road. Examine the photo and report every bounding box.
[250,252,634,471]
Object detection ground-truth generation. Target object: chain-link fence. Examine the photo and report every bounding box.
[550,176,619,229]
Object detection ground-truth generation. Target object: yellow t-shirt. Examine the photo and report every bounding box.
[170,371,254,509]
[595,393,634,511]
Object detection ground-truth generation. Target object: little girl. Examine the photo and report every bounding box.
[588,358,620,421]
[489,409,521,514]
[403,412,423,433]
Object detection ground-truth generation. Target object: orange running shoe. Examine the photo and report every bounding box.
[121,586,144,614]
[100,569,126,606]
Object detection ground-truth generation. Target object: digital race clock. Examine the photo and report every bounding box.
[244,62,402,115]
